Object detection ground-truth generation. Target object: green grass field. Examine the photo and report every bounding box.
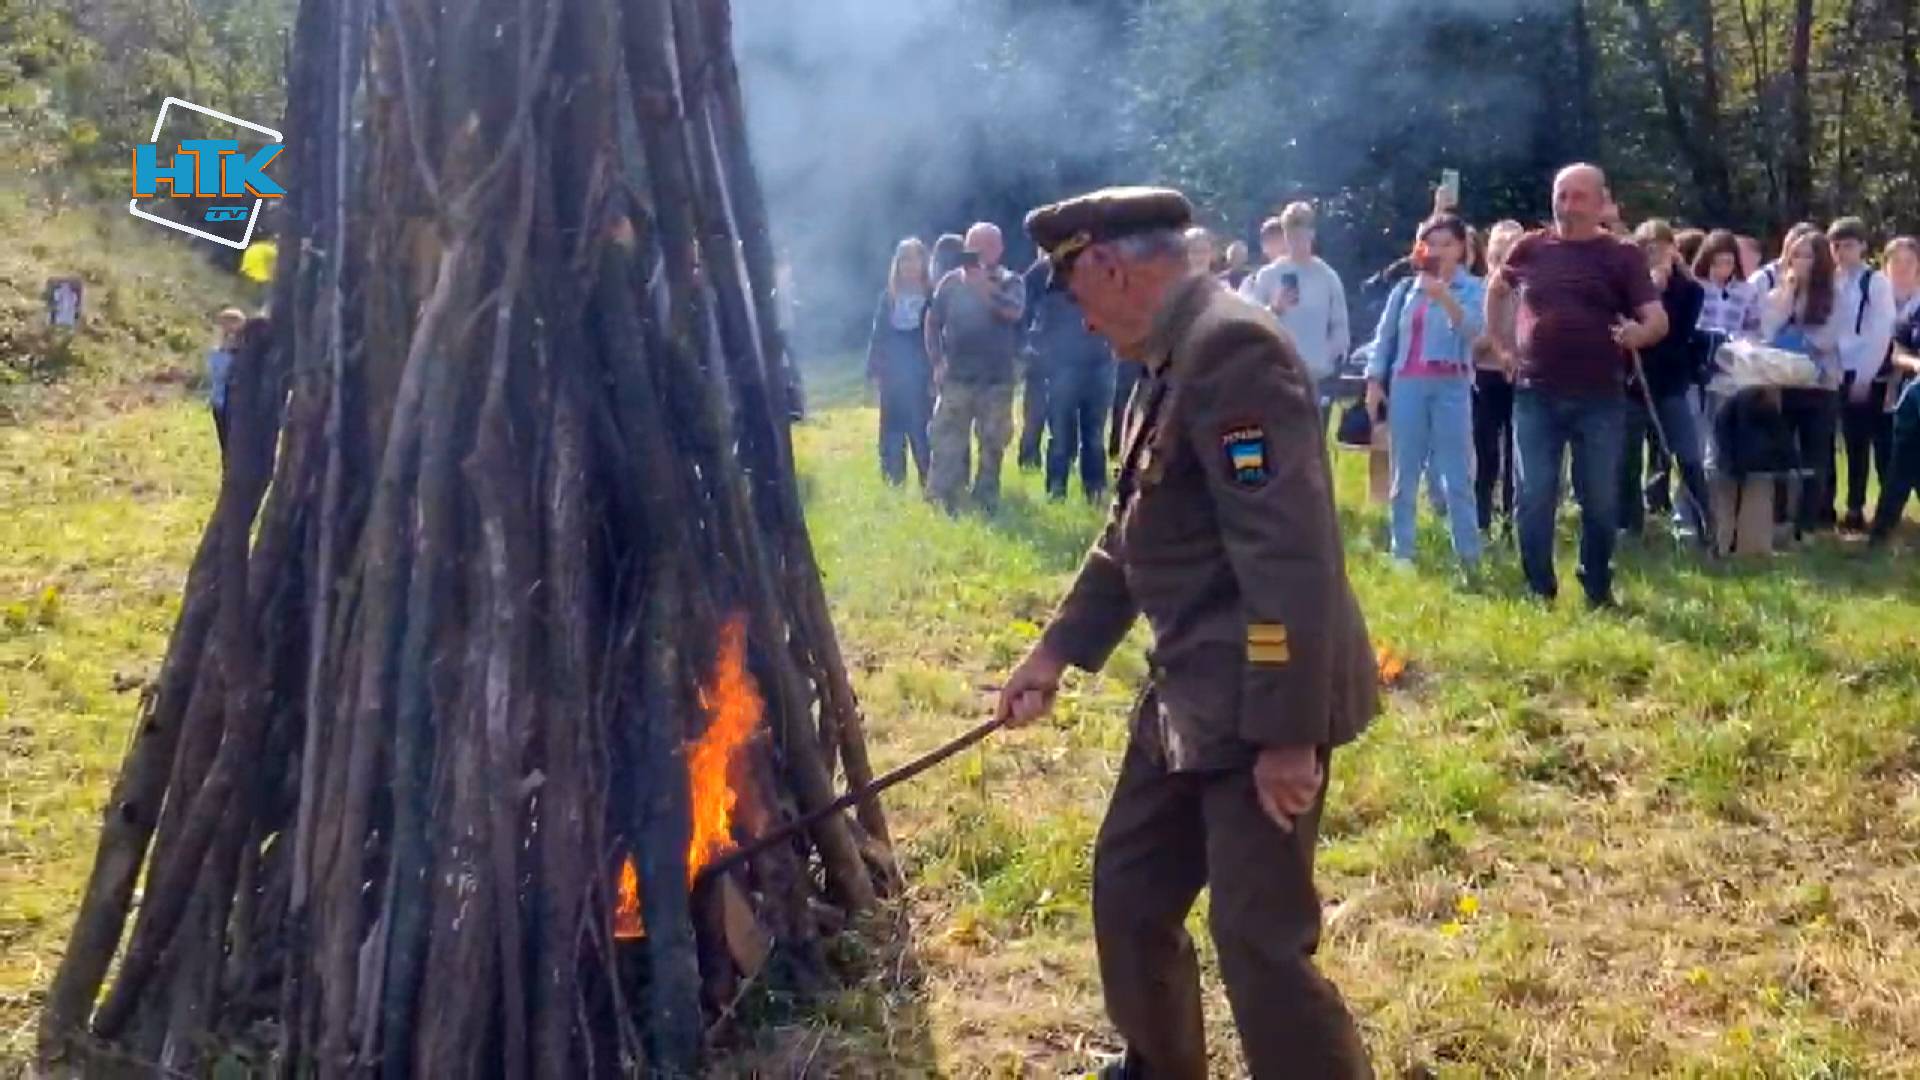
[3,366,1920,1075]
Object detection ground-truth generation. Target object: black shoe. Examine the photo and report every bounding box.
[1841,511,1868,533]
[1586,591,1618,611]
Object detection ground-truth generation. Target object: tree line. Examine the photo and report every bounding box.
[4,0,1916,343]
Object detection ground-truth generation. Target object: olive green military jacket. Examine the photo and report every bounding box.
[1038,273,1378,771]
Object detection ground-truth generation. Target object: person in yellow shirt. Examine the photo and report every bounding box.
[239,238,277,285]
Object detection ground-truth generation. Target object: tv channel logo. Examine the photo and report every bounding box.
[129,97,283,250]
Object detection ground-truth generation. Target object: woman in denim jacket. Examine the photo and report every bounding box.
[1363,214,1488,572]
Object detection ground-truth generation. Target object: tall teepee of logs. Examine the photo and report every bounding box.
[36,0,891,1074]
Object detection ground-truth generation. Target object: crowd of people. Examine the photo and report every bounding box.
[870,165,1920,606]
[1358,167,1920,605]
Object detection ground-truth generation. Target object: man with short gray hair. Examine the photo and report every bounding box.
[925,222,1026,513]
[997,186,1377,1078]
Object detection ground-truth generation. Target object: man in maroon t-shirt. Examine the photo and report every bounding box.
[1487,164,1667,607]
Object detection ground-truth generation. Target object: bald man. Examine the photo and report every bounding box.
[1487,163,1667,609]
[926,222,1027,513]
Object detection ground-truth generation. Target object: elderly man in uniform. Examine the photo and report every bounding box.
[996,187,1378,1079]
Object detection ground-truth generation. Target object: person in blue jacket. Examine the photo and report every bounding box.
[1363,214,1488,573]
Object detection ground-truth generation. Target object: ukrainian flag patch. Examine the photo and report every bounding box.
[1220,424,1269,488]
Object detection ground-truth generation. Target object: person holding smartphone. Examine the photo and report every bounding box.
[1363,214,1488,574]
[1239,202,1350,422]
[924,222,1027,514]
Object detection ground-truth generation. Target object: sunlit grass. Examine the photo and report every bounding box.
[0,400,218,1061]
[758,373,1920,1076]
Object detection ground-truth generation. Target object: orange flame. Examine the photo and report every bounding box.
[1376,644,1408,687]
[614,857,644,940]
[613,613,764,941]
[686,614,763,879]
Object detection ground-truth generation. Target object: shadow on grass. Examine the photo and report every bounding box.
[1607,528,1920,663]
[979,488,1105,570]
[719,899,941,1075]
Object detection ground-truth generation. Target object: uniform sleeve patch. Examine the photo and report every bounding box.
[1220,424,1269,488]
[1247,623,1290,665]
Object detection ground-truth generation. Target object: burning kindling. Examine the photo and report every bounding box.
[614,613,766,940]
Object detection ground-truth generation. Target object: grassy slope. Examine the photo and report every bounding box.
[0,184,250,419]
[2,360,1919,1074]
[0,401,216,1063]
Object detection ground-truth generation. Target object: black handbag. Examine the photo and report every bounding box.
[1335,399,1375,448]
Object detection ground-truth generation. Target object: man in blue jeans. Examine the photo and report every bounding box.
[1486,165,1669,607]
[1027,282,1117,500]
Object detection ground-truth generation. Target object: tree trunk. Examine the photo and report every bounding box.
[1785,0,1815,222]
[1690,0,1736,220]
[1569,0,1603,159]
[1624,0,1733,221]
[1898,0,1920,148]
[1832,0,1866,209]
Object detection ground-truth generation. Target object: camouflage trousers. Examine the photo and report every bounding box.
[927,379,1015,513]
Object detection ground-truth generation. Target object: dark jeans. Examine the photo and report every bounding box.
[878,374,931,486]
[1781,388,1840,533]
[212,402,229,453]
[1513,388,1626,602]
[1019,363,1049,469]
[1839,374,1893,519]
[1619,390,1714,541]
[1642,428,1672,514]
[1046,360,1115,500]
[1871,416,1920,540]
[1471,370,1514,533]
[1110,360,1146,456]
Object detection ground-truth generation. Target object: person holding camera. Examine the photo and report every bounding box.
[1239,202,1350,420]
[925,222,1027,514]
[1363,214,1487,574]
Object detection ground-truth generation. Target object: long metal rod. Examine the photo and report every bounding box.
[1631,348,1713,536]
[697,713,1010,883]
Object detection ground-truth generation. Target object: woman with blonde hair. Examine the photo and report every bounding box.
[1469,219,1526,533]
[866,237,935,486]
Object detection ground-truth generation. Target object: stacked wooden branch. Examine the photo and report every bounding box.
[36,0,891,1074]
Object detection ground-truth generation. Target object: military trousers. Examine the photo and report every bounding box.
[1092,733,1369,1080]
[927,379,1015,513]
